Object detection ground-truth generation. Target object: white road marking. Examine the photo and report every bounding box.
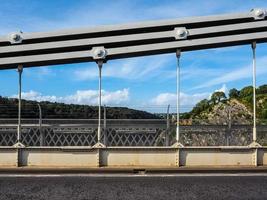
[0,173,267,178]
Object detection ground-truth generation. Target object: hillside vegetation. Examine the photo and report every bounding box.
[0,97,159,119]
[181,84,267,125]
[1,84,266,122]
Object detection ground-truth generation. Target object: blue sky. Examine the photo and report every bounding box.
[0,0,267,113]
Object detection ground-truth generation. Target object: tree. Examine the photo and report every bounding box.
[197,99,210,110]
[239,86,253,98]
[211,92,226,104]
[191,99,210,116]
[258,84,267,94]
[0,96,160,119]
[229,88,239,99]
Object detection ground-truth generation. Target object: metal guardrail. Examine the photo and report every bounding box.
[0,119,267,147]
[0,119,168,146]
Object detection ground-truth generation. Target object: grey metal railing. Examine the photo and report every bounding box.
[0,119,267,147]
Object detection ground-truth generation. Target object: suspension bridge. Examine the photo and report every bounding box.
[0,8,267,169]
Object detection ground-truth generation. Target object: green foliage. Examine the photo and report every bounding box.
[0,96,159,119]
[262,109,267,118]
[229,88,239,99]
[258,84,267,94]
[190,99,210,117]
[180,112,191,119]
[237,86,254,110]
[183,84,267,122]
[239,86,253,98]
[210,91,226,104]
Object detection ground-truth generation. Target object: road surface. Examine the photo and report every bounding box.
[0,173,267,200]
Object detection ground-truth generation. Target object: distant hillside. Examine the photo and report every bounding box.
[181,84,267,125]
[0,97,160,119]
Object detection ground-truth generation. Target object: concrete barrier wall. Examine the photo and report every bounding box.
[0,146,266,168]
[21,148,99,167]
[101,148,178,167]
[180,148,255,166]
[0,148,17,167]
[258,148,267,166]
[263,148,267,165]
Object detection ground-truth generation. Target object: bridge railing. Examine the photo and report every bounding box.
[0,119,267,147]
[0,119,168,147]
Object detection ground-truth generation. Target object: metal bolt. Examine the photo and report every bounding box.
[96,49,106,58]
[92,47,107,59]
[177,30,186,38]
[252,8,266,20]
[174,27,188,40]
[9,32,23,44]
[12,34,21,41]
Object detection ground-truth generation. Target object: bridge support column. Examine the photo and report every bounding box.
[97,60,102,144]
[250,42,261,147]
[253,148,258,166]
[172,50,183,147]
[14,64,25,148]
[92,49,106,148]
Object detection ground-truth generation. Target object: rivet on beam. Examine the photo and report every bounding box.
[174,27,189,40]
[92,46,107,60]
[8,31,23,44]
[251,8,266,20]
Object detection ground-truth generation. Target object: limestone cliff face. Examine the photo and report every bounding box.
[194,99,252,125]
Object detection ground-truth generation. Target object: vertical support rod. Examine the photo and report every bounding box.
[37,103,44,146]
[166,104,170,146]
[17,65,23,143]
[252,42,257,142]
[97,60,103,143]
[104,104,107,145]
[227,106,231,146]
[176,50,181,142]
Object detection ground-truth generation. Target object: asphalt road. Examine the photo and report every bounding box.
[0,174,267,200]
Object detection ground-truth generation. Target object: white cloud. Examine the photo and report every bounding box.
[11,89,129,105]
[194,56,267,89]
[215,84,228,94]
[151,92,209,107]
[150,84,229,111]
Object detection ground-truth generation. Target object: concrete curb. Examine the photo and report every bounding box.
[1,166,267,174]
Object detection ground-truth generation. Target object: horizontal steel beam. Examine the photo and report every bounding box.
[0,30,266,69]
[0,9,266,69]
[0,11,257,43]
[107,31,267,58]
[0,21,266,57]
